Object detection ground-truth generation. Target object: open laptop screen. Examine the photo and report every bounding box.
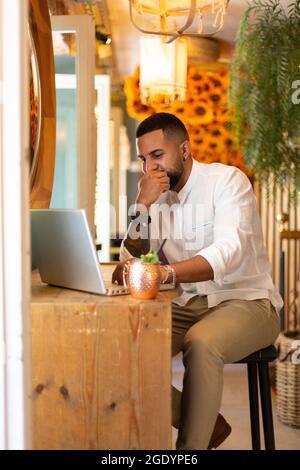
[31,209,107,294]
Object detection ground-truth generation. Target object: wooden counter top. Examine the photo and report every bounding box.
[31,267,178,304]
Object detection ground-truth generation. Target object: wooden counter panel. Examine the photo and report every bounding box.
[31,272,172,450]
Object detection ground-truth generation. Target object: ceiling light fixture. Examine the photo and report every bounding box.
[129,0,230,43]
[139,36,187,106]
[130,1,229,106]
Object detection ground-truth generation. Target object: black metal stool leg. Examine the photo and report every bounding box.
[247,363,261,450]
[258,362,276,450]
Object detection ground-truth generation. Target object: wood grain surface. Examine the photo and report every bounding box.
[31,269,173,449]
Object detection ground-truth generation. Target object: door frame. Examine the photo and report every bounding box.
[51,15,96,233]
[0,0,31,450]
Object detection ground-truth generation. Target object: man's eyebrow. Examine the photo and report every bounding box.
[137,149,164,160]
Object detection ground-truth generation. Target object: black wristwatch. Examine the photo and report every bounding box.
[130,212,151,223]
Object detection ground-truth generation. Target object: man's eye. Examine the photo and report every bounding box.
[153,154,163,158]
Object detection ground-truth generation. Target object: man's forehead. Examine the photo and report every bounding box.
[136,129,167,151]
[137,128,165,143]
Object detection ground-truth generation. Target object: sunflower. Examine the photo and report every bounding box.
[127,105,153,121]
[210,122,230,141]
[213,108,233,123]
[189,69,205,83]
[208,89,227,108]
[193,151,221,164]
[191,128,221,155]
[188,67,212,95]
[169,102,187,115]
[208,76,223,89]
[207,139,221,153]
[185,99,214,125]
[208,70,229,90]
[208,122,225,136]
[191,136,207,154]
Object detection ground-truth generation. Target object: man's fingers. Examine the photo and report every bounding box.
[112,267,118,283]
[158,176,170,184]
[112,265,124,285]
[154,172,168,179]
[148,170,168,178]
[151,177,170,187]
[150,174,170,185]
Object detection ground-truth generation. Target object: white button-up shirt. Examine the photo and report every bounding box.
[120,160,283,311]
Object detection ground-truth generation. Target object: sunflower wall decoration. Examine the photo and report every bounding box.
[124,63,248,173]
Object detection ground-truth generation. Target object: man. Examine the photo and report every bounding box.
[112,112,282,450]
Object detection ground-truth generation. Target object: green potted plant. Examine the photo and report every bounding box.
[229,0,300,202]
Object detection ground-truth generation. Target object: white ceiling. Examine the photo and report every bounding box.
[106,0,289,79]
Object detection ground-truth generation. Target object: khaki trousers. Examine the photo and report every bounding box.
[172,296,280,450]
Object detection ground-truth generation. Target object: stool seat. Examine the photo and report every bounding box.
[237,345,278,364]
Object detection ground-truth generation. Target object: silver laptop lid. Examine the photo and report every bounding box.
[31,209,107,294]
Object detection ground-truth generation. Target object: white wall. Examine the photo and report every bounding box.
[51,15,96,235]
[0,0,31,450]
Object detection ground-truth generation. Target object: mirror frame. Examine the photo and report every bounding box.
[29,0,56,208]
[29,25,42,181]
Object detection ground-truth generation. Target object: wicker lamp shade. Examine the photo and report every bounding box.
[129,0,229,39]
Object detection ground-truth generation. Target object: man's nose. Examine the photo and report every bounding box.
[146,161,159,172]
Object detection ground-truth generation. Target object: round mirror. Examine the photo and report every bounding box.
[28,26,42,181]
[29,0,56,208]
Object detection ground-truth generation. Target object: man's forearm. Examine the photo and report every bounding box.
[123,226,150,257]
[123,211,151,257]
[171,255,214,283]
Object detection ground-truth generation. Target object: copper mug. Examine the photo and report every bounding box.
[123,258,161,300]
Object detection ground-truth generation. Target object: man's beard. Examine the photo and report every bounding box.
[167,171,182,189]
[167,157,184,189]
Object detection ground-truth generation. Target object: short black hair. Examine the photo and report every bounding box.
[136,112,189,142]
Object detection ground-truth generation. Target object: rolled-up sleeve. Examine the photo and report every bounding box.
[119,240,134,262]
[198,169,254,285]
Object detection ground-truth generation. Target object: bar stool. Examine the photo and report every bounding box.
[236,345,278,450]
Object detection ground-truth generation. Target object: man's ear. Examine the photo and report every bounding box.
[180,140,191,161]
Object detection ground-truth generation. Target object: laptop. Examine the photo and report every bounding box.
[31,209,174,296]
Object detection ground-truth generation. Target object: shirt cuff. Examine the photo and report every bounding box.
[197,246,226,285]
[119,244,135,262]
